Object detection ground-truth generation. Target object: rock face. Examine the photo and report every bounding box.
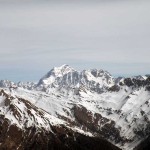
[37,64,114,93]
[134,135,150,150]
[73,105,124,143]
[0,122,120,150]
[0,65,150,150]
[0,90,120,150]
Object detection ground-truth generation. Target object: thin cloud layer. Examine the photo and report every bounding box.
[0,0,150,81]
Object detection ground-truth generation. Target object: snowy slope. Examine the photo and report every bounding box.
[37,64,115,93]
[0,65,150,150]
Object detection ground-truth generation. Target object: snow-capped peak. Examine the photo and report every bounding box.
[52,64,75,77]
[133,75,148,80]
[1,66,150,150]
[82,69,114,84]
[38,64,76,85]
[37,65,114,93]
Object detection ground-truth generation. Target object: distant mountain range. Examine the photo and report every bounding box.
[0,64,150,150]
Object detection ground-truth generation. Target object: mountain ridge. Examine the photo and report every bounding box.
[0,65,150,150]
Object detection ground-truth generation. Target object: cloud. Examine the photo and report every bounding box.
[0,0,150,81]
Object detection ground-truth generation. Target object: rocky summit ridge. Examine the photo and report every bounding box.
[0,65,150,150]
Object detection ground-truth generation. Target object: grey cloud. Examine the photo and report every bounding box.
[0,0,150,81]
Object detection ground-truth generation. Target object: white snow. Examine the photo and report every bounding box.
[0,65,150,150]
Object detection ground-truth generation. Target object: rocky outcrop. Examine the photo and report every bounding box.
[0,90,121,150]
[73,105,125,144]
[134,135,150,150]
[0,119,121,150]
[37,65,114,93]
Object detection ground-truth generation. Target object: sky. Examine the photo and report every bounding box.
[0,0,150,82]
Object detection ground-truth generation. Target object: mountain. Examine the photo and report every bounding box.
[37,64,114,93]
[0,64,150,150]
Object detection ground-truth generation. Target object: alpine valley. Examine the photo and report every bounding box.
[0,64,150,150]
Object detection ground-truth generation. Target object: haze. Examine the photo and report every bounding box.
[0,0,150,81]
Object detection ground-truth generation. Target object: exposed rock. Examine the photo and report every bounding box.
[0,65,150,150]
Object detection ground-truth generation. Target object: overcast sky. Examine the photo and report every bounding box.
[0,0,150,81]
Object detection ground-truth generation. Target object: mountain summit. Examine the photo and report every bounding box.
[38,64,76,85]
[38,65,114,93]
[0,65,150,150]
